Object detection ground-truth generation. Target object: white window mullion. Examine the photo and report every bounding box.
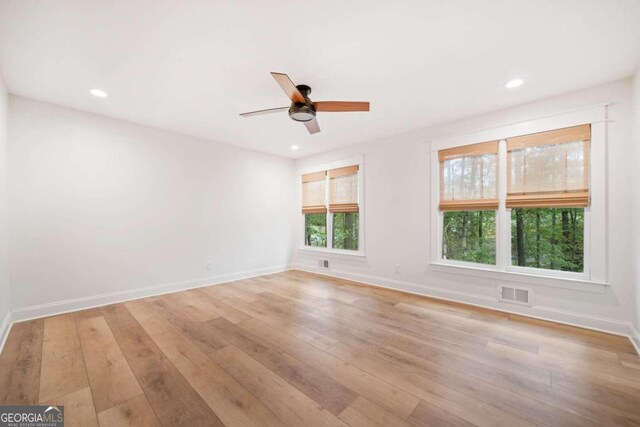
[327,213,333,249]
[326,174,333,249]
[497,139,510,270]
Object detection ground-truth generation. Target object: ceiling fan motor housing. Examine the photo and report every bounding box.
[289,85,316,122]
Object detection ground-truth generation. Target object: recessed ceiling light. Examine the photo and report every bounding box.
[505,78,524,89]
[291,145,299,150]
[90,89,108,98]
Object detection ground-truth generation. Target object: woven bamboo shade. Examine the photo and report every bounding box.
[439,141,499,211]
[302,171,327,214]
[507,124,590,208]
[328,165,359,213]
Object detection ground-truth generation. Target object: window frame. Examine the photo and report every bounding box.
[299,156,365,257]
[430,104,607,285]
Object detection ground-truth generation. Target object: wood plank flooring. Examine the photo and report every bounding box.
[1,270,639,426]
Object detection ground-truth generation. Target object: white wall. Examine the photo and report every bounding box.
[632,65,640,347]
[8,96,295,315]
[0,75,10,329]
[294,79,635,335]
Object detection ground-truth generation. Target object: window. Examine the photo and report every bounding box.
[435,123,594,280]
[301,161,362,253]
[439,141,498,264]
[506,125,589,274]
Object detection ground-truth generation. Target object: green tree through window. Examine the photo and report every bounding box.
[305,213,327,247]
[332,213,359,250]
[442,210,496,264]
[511,208,584,272]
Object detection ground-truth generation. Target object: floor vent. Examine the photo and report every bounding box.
[498,285,532,306]
[318,259,329,269]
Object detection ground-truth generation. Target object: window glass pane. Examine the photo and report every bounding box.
[332,213,359,250]
[510,208,584,272]
[442,210,496,264]
[305,213,327,247]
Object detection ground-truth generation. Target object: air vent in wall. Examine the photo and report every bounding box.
[318,259,329,269]
[498,285,532,306]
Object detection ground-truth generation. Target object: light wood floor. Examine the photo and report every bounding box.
[1,270,639,426]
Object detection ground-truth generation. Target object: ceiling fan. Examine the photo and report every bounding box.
[239,72,370,134]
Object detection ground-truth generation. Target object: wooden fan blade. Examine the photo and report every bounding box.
[239,106,289,117]
[304,118,320,134]
[314,101,370,112]
[271,72,305,103]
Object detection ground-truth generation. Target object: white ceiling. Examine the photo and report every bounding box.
[1,0,639,158]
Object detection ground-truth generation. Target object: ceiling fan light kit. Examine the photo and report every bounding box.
[288,85,316,122]
[240,72,370,134]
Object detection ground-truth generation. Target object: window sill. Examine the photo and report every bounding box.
[298,247,366,258]
[429,262,608,293]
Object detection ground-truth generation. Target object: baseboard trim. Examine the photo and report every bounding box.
[631,325,640,356]
[10,264,293,324]
[293,265,634,339]
[0,311,12,356]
